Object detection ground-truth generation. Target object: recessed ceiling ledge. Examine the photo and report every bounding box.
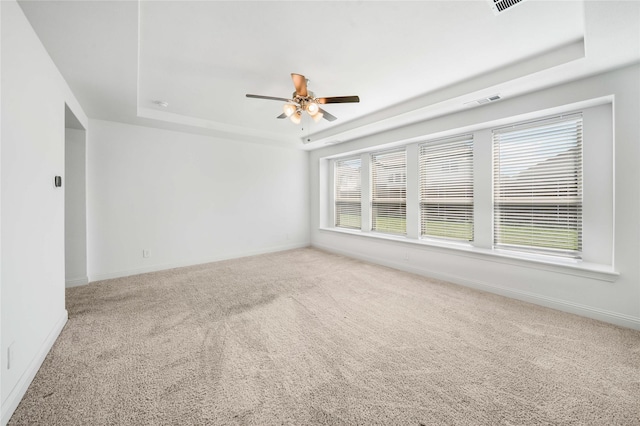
[303,38,585,149]
[137,107,299,147]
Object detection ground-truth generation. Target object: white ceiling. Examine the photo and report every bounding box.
[17,1,640,150]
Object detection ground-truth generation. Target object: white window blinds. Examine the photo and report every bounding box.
[493,114,583,258]
[419,135,474,241]
[371,149,406,234]
[335,158,361,229]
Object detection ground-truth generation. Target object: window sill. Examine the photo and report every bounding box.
[318,227,619,282]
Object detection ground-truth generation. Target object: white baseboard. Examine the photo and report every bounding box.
[1,310,68,426]
[65,276,89,287]
[88,242,311,282]
[314,243,640,331]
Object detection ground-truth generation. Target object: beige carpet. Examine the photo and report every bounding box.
[9,248,640,425]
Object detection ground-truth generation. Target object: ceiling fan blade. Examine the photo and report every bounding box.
[276,113,287,119]
[291,73,308,97]
[246,94,291,102]
[319,108,337,122]
[317,96,360,104]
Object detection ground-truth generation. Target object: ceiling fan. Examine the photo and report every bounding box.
[246,73,360,124]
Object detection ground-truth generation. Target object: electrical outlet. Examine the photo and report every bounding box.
[143,249,150,258]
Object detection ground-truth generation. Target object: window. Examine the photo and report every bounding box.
[493,114,583,258]
[335,157,362,229]
[324,104,611,271]
[419,135,474,241]
[371,149,406,234]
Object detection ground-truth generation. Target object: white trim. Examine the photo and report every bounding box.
[313,243,639,330]
[1,310,68,426]
[320,101,615,280]
[88,242,310,282]
[318,227,618,282]
[65,277,89,287]
[316,95,611,160]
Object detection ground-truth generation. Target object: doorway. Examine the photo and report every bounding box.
[64,104,87,287]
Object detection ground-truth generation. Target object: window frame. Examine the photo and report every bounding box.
[419,135,474,242]
[370,148,407,235]
[492,113,583,259]
[334,156,363,230]
[323,102,613,277]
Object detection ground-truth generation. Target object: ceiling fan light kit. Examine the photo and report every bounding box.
[246,73,359,124]
[290,110,302,124]
[312,111,324,123]
[307,101,319,116]
[283,92,323,123]
[283,103,297,117]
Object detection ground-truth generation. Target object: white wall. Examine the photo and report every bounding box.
[309,64,640,330]
[65,127,88,287]
[1,1,88,424]
[0,1,4,413]
[87,119,310,281]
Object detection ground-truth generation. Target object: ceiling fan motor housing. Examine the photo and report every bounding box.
[293,91,316,108]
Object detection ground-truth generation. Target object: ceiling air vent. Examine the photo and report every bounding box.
[489,0,525,14]
[465,94,501,106]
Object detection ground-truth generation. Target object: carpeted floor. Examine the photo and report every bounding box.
[9,248,640,425]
